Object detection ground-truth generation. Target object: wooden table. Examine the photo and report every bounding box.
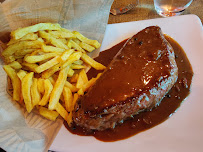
[108,0,203,24]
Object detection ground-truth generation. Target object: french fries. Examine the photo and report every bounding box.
[63,87,73,111]
[2,22,105,126]
[8,33,38,45]
[68,40,86,53]
[35,56,60,73]
[11,23,61,40]
[72,93,79,111]
[49,66,70,110]
[76,69,88,89]
[79,42,95,52]
[60,49,74,61]
[24,52,60,63]
[37,78,45,94]
[48,30,76,39]
[65,81,78,92]
[81,72,102,92]
[42,45,65,53]
[17,70,27,81]
[38,79,53,106]
[8,61,22,69]
[31,78,41,106]
[81,53,106,70]
[3,65,21,101]
[2,40,43,57]
[15,48,37,56]
[39,106,59,121]
[39,31,69,49]
[72,31,101,48]
[22,72,34,113]
[56,103,69,122]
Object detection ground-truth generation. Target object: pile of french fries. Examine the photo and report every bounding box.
[2,23,106,126]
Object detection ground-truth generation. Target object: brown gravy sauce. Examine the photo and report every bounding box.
[64,35,193,142]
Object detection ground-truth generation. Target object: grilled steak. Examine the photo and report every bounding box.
[73,26,178,131]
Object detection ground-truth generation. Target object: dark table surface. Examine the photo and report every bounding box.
[108,0,203,24]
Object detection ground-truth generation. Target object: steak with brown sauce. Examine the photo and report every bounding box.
[73,26,178,131]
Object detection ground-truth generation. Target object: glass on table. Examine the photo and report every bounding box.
[154,0,193,17]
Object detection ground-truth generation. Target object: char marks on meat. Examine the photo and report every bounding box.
[73,26,178,131]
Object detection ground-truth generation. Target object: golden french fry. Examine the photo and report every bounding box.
[7,39,23,46]
[39,31,69,49]
[72,38,81,44]
[58,39,67,44]
[20,33,38,41]
[81,53,106,70]
[2,22,104,124]
[35,56,60,73]
[82,73,102,92]
[11,23,61,40]
[67,68,74,77]
[48,66,70,110]
[7,33,38,45]
[39,106,59,121]
[79,42,95,52]
[37,38,45,43]
[17,70,27,81]
[67,40,72,48]
[81,78,96,92]
[60,49,74,61]
[80,69,88,82]
[73,60,83,65]
[68,40,85,53]
[37,78,45,94]
[42,52,82,79]
[71,64,85,70]
[48,76,55,85]
[70,74,79,83]
[4,56,15,64]
[66,111,73,126]
[65,81,78,92]
[76,69,88,89]
[56,103,68,121]
[72,31,101,48]
[15,69,25,104]
[8,61,22,69]
[24,52,60,63]
[21,62,38,72]
[2,40,43,57]
[15,48,37,56]
[41,45,65,53]
[5,67,25,104]
[71,93,79,111]
[30,49,45,56]
[22,72,34,113]
[31,78,41,106]
[61,52,82,69]
[3,65,21,101]
[41,62,62,79]
[61,27,71,33]
[63,87,73,111]
[39,79,53,106]
[77,88,84,96]
[48,30,76,39]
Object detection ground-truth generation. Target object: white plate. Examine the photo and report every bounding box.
[50,15,203,152]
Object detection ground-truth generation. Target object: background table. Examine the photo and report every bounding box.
[108,0,203,24]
